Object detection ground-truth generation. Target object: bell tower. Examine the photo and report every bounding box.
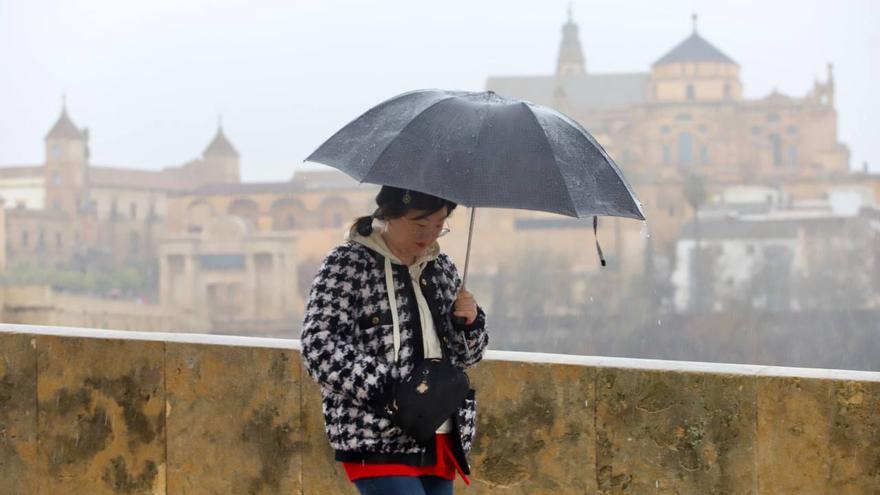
[556,4,586,77]
[44,96,89,214]
[201,117,240,184]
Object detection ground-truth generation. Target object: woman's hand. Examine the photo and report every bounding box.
[453,289,478,326]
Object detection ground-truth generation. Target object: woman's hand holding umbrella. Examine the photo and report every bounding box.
[453,289,478,327]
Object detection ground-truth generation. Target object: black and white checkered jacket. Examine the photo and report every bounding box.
[300,240,488,468]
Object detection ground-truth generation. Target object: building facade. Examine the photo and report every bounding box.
[1,104,242,268]
[487,12,855,251]
[1,11,872,332]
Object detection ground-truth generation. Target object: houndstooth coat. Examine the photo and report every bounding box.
[300,241,489,469]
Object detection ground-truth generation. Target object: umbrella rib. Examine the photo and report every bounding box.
[365,95,460,190]
[546,108,645,220]
[519,102,579,218]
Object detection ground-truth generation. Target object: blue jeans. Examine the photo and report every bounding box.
[354,475,454,495]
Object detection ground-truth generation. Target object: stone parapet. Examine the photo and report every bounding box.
[1,324,878,494]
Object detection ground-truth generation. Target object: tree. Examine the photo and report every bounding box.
[683,173,708,312]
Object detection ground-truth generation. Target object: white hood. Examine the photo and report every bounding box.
[345,225,440,267]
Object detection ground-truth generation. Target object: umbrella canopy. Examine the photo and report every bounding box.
[306,89,644,221]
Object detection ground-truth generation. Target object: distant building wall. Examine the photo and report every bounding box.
[0,175,45,209]
[0,286,196,332]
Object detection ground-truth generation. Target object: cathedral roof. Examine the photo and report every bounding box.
[203,126,239,158]
[45,107,85,141]
[0,165,43,178]
[653,32,736,66]
[180,181,304,196]
[90,166,191,191]
[486,72,649,111]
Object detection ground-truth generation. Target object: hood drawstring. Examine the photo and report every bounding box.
[384,257,402,362]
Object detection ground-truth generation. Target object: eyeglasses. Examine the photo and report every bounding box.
[409,221,451,238]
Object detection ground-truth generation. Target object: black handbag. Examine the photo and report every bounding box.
[387,357,470,444]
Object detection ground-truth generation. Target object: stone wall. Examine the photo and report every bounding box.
[1,324,878,494]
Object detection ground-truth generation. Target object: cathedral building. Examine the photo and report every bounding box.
[489,13,849,182]
[487,13,855,249]
[0,102,241,268]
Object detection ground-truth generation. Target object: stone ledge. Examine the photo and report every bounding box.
[3,323,878,382]
[1,324,878,493]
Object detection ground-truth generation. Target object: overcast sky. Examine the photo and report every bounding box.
[1,0,877,181]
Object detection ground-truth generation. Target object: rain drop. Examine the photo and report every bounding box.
[640,220,652,239]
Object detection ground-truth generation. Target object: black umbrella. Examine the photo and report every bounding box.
[306,89,645,286]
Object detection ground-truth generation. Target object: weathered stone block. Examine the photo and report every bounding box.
[165,342,302,494]
[36,335,165,494]
[300,371,353,494]
[596,368,756,494]
[463,360,596,494]
[0,333,38,495]
[757,376,880,494]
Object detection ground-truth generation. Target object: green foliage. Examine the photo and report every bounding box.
[682,173,707,211]
[0,260,158,299]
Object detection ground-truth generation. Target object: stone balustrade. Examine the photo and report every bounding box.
[1,324,878,494]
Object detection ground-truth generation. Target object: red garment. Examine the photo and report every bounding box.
[343,434,470,485]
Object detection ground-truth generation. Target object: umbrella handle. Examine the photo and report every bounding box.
[453,207,476,326]
[460,207,475,290]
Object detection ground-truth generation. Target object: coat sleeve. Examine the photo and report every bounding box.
[300,245,390,403]
[438,253,489,368]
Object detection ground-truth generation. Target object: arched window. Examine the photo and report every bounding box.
[227,198,260,228]
[685,84,695,101]
[186,200,215,233]
[723,83,731,99]
[269,198,307,231]
[678,132,693,166]
[318,196,353,229]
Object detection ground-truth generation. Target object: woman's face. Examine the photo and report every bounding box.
[384,207,449,260]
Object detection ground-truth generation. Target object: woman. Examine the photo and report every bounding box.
[301,185,489,495]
